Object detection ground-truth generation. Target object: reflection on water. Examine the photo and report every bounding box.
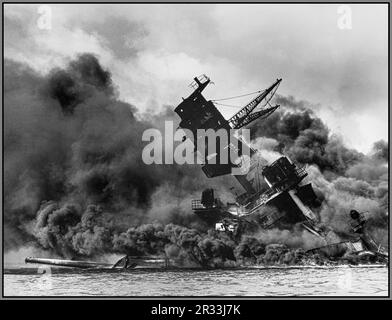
[4,265,388,296]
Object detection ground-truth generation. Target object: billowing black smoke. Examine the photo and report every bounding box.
[250,94,388,248]
[4,55,388,267]
[4,54,224,252]
[250,94,363,175]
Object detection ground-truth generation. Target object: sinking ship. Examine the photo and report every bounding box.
[175,75,388,262]
[24,76,387,269]
[175,76,320,233]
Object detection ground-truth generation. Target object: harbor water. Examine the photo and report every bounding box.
[3,265,388,296]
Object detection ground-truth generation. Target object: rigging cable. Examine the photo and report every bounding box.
[213,102,242,108]
[211,90,264,102]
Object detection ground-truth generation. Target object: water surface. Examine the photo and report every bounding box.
[4,265,388,296]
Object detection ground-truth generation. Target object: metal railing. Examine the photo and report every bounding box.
[295,167,307,179]
[191,200,205,210]
[189,75,210,89]
[246,188,279,211]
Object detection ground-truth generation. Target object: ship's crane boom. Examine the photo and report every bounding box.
[233,105,280,129]
[227,78,282,129]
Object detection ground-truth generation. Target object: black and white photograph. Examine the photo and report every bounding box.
[1,1,390,299]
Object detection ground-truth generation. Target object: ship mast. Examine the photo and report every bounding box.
[174,76,282,195]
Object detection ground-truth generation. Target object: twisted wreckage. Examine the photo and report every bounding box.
[25,75,388,269]
[175,75,388,264]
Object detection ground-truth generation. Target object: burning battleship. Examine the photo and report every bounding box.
[174,75,388,264]
[22,67,387,270]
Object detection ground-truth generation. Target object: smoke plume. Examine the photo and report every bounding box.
[4,54,388,267]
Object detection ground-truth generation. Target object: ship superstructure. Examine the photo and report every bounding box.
[175,75,323,236]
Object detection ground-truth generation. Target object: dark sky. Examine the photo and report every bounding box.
[4,3,388,152]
